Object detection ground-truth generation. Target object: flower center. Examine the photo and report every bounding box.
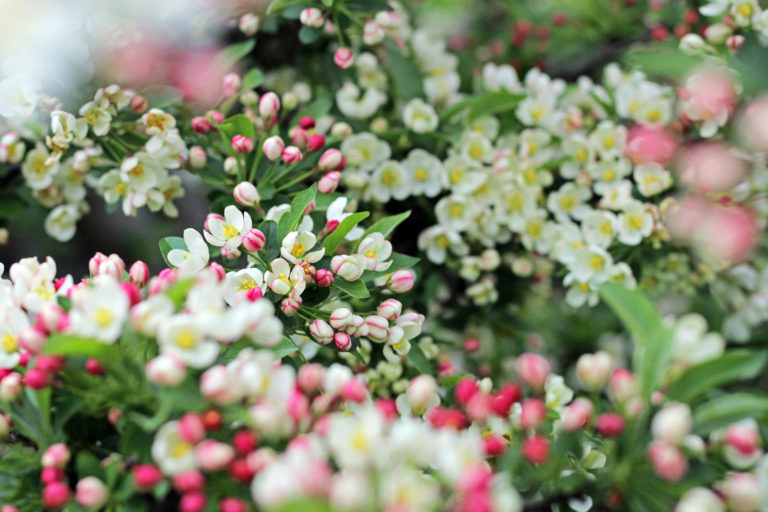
[414,168,428,181]
[222,224,239,239]
[290,243,305,259]
[94,308,113,327]
[176,329,196,349]
[1,334,18,353]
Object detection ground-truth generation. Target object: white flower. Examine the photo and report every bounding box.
[589,121,626,158]
[547,183,592,222]
[483,63,521,92]
[634,162,673,197]
[266,204,314,232]
[0,308,29,368]
[78,100,112,136]
[521,210,555,253]
[280,231,324,264]
[460,131,493,163]
[244,300,283,347]
[607,262,637,289]
[341,133,391,172]
[327,406,385,468]
[69,276,129,343]
[564,276,599,307]
[443,156,486,194]
[50,111,87,147]
[595,180,634,210]
[330,254,367,281]
[370,161,411,202]
[581,210,618,249]
[204,205,253,251]
[417,225,468,264]
[326,197,365,241]
[589,158,632,185]
[120,153,164,193]
[435,195,478,231]
[570,246,613,284]
[44,204,81,242]
[617,201,653,245]
[358,233,393,271]
[142,108,177,136]
[145,132,187,169]
[158,314,219,369]
[10,256,58,313]
[224,268,265,306]
[0,74,38,118]
[22,145,58,190]
[336,82,386,119]
[403,98,438,133]
[264,258,306,296]
[168,229,209,275]
[131,295,175,337]
[402,149,444,197]
[151,421,197,476]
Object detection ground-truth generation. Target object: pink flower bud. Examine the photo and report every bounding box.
[231,135,254,153]
[42,444,70,469]
[300,7,324,28]
[0,372,23,401]
[287,390,310,421]
[324,219,339,234]
[648,440,687,481]
[25,367,51,389]
[596,413,625,437]
[173,469,204,494]
[516,353,551,389]
[189,146,207,168]
[722,473,762,512]
[242,228,266,252]
[290,127,310,149]
[308,134,326,152]
[205,213,224,232]
[575,351,615,390]
[107,408,122,425]
[239,13,259,36]
[561,397,594,431]
[233,182,260,207]
[281,297,302,316]
[329,308,352,330]
[195,440,235,472]
[454,378,479,405]
[406,375,437,412]
[334,332,352,351]
[317,170,341,194]
[208,111,225,125]
[334,47,354,69]
[42,481,71,509]
[340,377,367,402]
[282,145,303,163]
[75,477,108,509]
[520,398,547,429]
[180,492,206,512]
[626,125,678,164]
[191,116,212,134]
[387,270,415,293]
[312,268,333,287]
[19,326,47,354]
[678,143,746,193]
[609,369,637,402]
[258,92,280,119]
[37,304,63,333]
[262,136,284,161]
[364,315,390,342]
[41,467,64,484]
[651,402,691,445]
[130,95,148,113]
[522,436,549,465]
[129,260,149,286]
[88,252,107,276]
[219,498,248,512]
[298,364,324,393]
[146,353,186,386]
[725,421,761,457]
[178,412,206,444]
[85,359,104,376]
[299,117,316,129]
[208,262,226,281]
[309,319,334,344]
[200,365,238,404]
[318,150,342,171]
[223,156,238,175]
[739,95,768,151]
[221,73,241,97]
[483,433,508,457]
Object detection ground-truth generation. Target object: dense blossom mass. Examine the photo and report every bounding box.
[1,0,768,511]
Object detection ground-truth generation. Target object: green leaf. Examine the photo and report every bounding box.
[598,284,673,401]
[357,210,410,248]
[406,343,431,374]
[272,337,300,359]
[165,278,194,308]
[323,212,369,254]
[268,498,337,512]
[218,39,256,69]
[667,350,768,403]
[42,334,119,361]
[441,91,525,122]
[333,277,370,299]
[298,26,322,44]
[241,68,265,91]
[296,98,333,121]
[383,38,424,101]
[159,236,186,268]
[139,86,184,109]
[266,0,306,15]
[693,393,768,433]
[277,184,317,239]
[219,113,256,142]
[259,220,281,261]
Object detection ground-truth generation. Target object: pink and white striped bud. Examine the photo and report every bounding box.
[222,157,237,176]
[561,397,594,431]
[334,47,354,69]
[130,95,148,113]
[651,402,691,445]
[727,35,745,52]
[725,420,761,459]
[344,314,365,336]
[329,308,352,330]
[363,19,385,45]
[200,365,239,404]
[42,443,70,469]
[76,477,108,509]
[365,315,390,342]
[609,369,637,402]
[298,363,325,392]
[406,375,438,413]
[97,254,124,280]
[648,440,687,481]
[282,145,303,164]
[575,351,615,390]
[331,122,352,139]
[378,299,402,320]
[722,473,762,512]
[178,412,206,444]
[258,92,280,119]
[281,297,302,316]
[300,8,324,28]
[334,332,352,351]
[0,373,22,402]
[38,304,63,333]
[515,353,551,389]
[287,390,310,421]
[146,354,186,387]
[189,146,207,168]
[89,252,107,276]
[18,326,46,354]
[222,73,241,98]
[233,182,260,207]
[290,127,310,148]
[309,319,334,344]
[262,136,285,161]
[239,13,259,36]
[319,149,343,171]
[387,270,415,293]
[191,116,212,134]
[231,135,254,154]
[242,229,266,252]
[308,134,326,152]
[208,111,225,125]
[520,398,547,429]
[307,268,329,288]
[129,260,149,286]
[220,246,241,260]
[208,262,226,282]
[330,254,365,281]
[195,440,234,472]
